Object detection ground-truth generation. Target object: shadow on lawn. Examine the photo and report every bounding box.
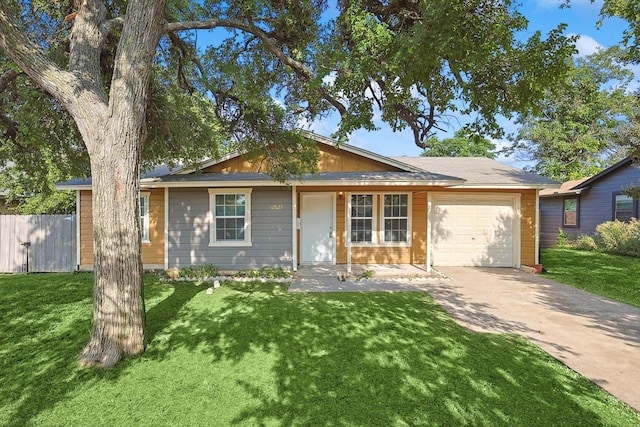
[143,281,625,426]
[0,274,201,426]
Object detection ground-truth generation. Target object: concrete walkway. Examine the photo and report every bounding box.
[289,265,640,412]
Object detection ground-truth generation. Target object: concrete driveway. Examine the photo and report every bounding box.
[431,267,640,413]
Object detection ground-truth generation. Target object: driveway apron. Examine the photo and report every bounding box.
[430,267,640,412]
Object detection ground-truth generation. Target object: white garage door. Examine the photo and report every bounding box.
[431,195,518,267]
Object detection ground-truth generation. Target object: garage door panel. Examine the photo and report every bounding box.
[431,195,516,267]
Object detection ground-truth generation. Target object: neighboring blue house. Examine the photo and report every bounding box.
[539,157,640,248]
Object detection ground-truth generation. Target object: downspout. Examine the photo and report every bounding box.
[535,189,540,265]
[164,187,169,270]
[292,185,297,271]
[426,192,432,272]
[346,192,352,274]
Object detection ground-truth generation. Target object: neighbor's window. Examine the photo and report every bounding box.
[209,189,252,246]
[351,194,374,243]
[383,194,409,243]
[140,192,150,242]
[614,194,634,222]
[563,196,578,227]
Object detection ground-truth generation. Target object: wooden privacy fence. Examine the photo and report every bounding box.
[0,215,76,273]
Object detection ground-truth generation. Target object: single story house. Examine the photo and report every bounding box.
[539,157,640,248]
[57,132,557,272]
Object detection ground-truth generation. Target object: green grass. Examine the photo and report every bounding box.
[542,248,640,308]
[1,273,639,426]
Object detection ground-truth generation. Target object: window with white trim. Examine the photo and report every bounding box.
[140,192,150,242]
[383,194,409,243]
[350,194,374,243]
[209,189,252,246]
[348,192,411,246]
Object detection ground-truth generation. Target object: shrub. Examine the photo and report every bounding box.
[235,266,291,279]
[556,228,577,247]
[575,234,598,251]
[179,263,218,279]
[595,219,640,258]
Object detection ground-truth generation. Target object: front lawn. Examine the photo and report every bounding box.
[541,248,640,309]
[1,273,638,426]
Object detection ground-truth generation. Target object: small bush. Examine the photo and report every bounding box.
[575,234,598,251]
[235,266,291,279]
[595,219,640,258]
[556,228,577,247]
[179,263,218,279]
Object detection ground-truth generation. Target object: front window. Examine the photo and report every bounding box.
[209,189,252,246]
[383,194,409,243]
[140,192,150,242]
[563,196,578,227]
[614,194,634,222]
[351,194,374,243]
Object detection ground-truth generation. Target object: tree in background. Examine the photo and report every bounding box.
[0,0,575,367]
[505,47,635,182]
[421,129,496,158]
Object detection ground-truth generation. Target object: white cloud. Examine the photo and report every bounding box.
[572,34,603,57]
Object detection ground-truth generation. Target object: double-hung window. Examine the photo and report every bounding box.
[140,192,150,242]
[351,194,374,243]
[349,193,411,246]
[562,196,579,227]
[614,193,634,222]
[209,189,252,246]
[383,194,409,243]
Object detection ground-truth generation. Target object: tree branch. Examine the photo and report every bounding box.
[164,17,348,117]
[0,3,78,106]
[101,17,125,37]
[0,69,20,93]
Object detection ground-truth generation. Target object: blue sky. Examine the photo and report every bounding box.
[302,0,633,167]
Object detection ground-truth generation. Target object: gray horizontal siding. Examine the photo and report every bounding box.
[540,162,640,247]
[167,187,293,270]
[577,164,640,235]
[540,197,563,248]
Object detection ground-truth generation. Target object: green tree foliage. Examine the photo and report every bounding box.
[506,47,635,182]
[421,130,496,158]
[0,0,575,367]
[597,1,640,199]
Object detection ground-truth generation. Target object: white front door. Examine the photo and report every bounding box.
[301,193,335,264]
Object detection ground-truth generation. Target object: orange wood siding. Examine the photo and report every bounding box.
[202,142,401,173]
[79,189,165,268]
[143,189,165,265]
[202,156,258,173]
[520,189,537,266]
[79,190,93,266]
[316,144,400,172]
[411,191,427,265]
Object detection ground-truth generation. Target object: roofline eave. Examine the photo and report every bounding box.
[56,179,468,190]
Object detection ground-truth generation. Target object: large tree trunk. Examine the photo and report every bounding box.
[75,1,167,368]
[79,130,145,368]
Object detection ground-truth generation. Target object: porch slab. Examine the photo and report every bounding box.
[289,264,447,292]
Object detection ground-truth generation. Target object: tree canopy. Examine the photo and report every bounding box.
[421,129,496,158]
[506,47,635,182]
